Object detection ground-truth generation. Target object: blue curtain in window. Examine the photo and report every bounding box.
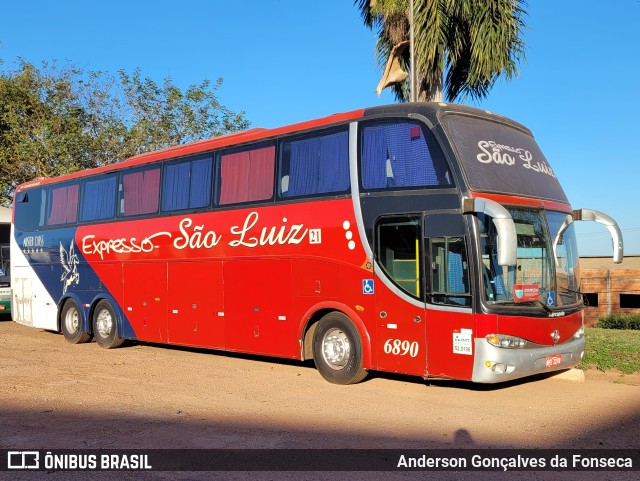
[163,162,190,211]
[81,176,116,221]
[386,124,438,187]
[448,251,468,305]
[189,157,212,208]
[362,126,388,189]
[317,132,349,193]
[448,252,465,294]
[362,123,439,189]
[162,157,212,211]
[288,131,348,197]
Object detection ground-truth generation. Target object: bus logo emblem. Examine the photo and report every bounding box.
[362,279,374,295]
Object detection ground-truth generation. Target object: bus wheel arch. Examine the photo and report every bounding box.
[59,298,91,344]
[300,304,372,366]
[91,298,125,349]
[310,310,368,385]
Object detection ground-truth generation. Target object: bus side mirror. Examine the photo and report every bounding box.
[573,209,624,264]
[463,197,517,267]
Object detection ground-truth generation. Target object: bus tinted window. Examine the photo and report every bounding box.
[80,175,117,222]
[280,130,349,198]
[14,188,46,230]
[430,236,471,307]
[442,114,567,202]
[47,183,79,225]
[218,144,275,205]
[162,156,213,212]
[119,167,160,217]
[376,216,422,299]
[361,122,452,190]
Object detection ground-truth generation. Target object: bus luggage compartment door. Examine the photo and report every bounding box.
[224,259,294,357]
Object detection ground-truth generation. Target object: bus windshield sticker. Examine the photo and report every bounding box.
[546,291,556,307]
[513,284,539,303]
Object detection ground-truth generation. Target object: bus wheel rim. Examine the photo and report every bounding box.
[64,307,79,333]
[96,309,113,338]
[321,328,351,370]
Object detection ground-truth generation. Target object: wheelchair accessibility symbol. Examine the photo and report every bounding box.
[362,279,375,295]
[546,291,555,307]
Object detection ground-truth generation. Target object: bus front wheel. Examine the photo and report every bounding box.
[313,312,368,385]
[60,299,91,344]
[92,300,125,349]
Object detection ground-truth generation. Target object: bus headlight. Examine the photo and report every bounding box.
[573,326,585,340]
[486,334,528,349]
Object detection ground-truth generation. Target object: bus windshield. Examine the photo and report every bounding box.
[479,209,581,310]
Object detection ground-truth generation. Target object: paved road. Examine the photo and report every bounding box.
[1,318,638,480]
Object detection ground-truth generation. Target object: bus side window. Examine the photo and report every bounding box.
[360,121,453,190]
[279,129,349,198]
[46,183,79,226]
[376,216,422,299]
[14,188,47,230]
[80,175,117,222]
[162,156,213,212]
[118,167,161,217]
[218,144,275,205]
[429,236,471,307]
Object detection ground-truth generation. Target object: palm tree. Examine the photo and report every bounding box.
[356,0,528,102]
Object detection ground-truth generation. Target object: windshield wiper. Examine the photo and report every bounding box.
[522,300,553,313]
[558,286,585,296]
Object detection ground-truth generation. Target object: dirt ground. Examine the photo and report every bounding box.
[1,316,639,481]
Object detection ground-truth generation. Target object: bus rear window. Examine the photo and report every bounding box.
[360,122,452,190]
[14,188,47,230]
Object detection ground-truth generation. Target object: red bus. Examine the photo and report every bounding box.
[10,103,623,384]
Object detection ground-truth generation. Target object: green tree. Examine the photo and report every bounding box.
[118,69,250,158]
[356,0,528,102]
[0,59,249,205]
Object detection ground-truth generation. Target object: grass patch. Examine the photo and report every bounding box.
[579,327,640,374]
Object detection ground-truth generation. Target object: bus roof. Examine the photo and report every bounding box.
[14,102,530,192]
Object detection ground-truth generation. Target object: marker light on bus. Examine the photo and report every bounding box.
[485,334,528,349]
[484,361,515,374]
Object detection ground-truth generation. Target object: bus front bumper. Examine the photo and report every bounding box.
[471,336,585,384]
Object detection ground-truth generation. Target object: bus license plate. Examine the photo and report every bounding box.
[545,354,562,368]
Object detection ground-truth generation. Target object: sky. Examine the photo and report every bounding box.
[1,0,639,257]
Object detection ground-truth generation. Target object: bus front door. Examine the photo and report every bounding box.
[424,213,475,381]
[374,216,427,376]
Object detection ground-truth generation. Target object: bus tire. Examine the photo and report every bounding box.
[60,299,91,344]
[92,299,125,349]
[313,312,368,385]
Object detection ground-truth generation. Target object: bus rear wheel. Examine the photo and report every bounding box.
[92,300,125,349]
[313,312,368,385]
[60,299,91,344]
